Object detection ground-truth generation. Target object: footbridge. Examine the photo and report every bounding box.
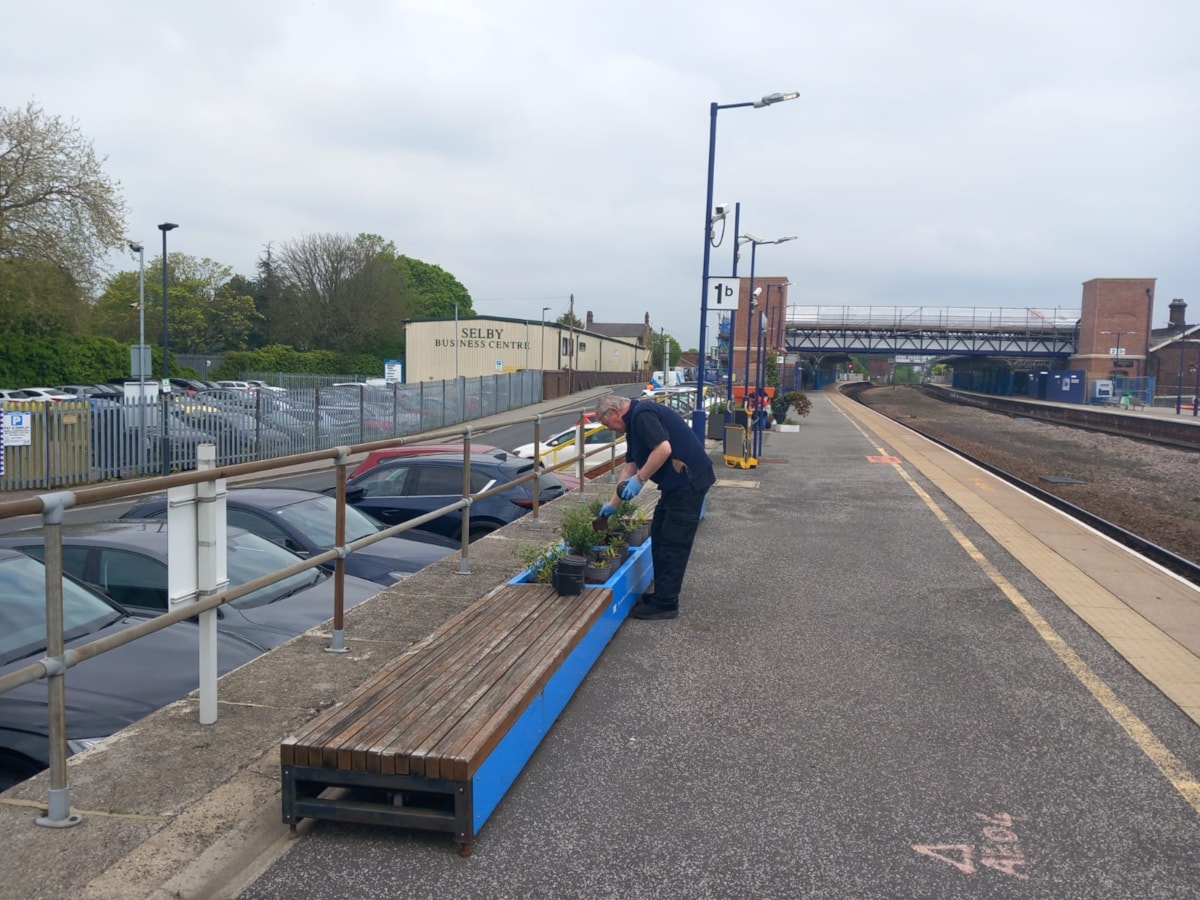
[779,306,1081,358]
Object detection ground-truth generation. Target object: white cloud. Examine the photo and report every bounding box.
[4,0,1199,346]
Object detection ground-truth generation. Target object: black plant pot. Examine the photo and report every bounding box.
[552,554,587,596]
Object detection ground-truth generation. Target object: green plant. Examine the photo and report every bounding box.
[559,503,603,556]
[512,543,563,584]
[774,391,812,420]
[616,500,648,528]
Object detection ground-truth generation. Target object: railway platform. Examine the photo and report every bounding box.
[2,387,1199,898]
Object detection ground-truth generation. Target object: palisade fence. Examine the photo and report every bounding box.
[0,372,542,492]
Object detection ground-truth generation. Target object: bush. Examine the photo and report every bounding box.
[772,391,812,421]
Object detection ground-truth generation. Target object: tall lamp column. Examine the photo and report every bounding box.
[158,222,178,476]
[692,91,799,442]
[128,242,147,473]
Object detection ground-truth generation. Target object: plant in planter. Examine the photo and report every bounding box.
[616,500,651,546]
[772,390,812,422]
[512,543,564,585]
[560,503,603,558]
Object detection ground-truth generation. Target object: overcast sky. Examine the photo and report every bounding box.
[6,0,1199,347]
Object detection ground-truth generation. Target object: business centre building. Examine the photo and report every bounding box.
[402,315,648,382]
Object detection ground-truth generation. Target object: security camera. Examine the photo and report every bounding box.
[752,287,763,297]
[128,241,143,253]
[713,203,732,218]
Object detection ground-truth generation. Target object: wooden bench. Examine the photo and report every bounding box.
[280,546,652,854]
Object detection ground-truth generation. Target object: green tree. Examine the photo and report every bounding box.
[0,101,128,295]
[271,232,411,355]
[557,311,583,329]
[398,256,473,318]
[648,331,680,369]
[92,253,261,352]
[0,258,85,337]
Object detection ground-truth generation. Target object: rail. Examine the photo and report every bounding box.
[0,401,625,824]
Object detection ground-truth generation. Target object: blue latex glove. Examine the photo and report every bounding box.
[619,476,644,501]
[599,502,617,518]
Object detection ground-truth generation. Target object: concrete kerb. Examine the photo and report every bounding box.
[0,385,634,900]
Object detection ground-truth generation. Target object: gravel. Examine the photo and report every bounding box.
[856,385,1200,563]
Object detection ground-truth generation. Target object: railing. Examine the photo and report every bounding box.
[0,372,542,492]
[0,402,625,825]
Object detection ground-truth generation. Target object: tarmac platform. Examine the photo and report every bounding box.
[2,386,1199,898]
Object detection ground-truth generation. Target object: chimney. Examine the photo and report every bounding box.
[586,311,594,328]
[1169,298,1187,329]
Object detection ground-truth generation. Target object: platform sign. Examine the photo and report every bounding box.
[707,277,740,311]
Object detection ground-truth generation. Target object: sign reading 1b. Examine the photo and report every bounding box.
[707,277,741,311]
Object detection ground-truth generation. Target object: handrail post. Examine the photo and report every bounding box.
[326,447,351,653]
[36,491,82,828]
[457,428,472,574]
[530,415,543,526]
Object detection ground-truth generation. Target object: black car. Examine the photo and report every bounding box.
[0,522,383,652]
[121,488,458,584]
[0,548,261,791]
[342,452,567,542]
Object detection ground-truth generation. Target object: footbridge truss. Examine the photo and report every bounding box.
[781,306,1080,358]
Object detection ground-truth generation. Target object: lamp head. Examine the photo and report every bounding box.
[773,236,798,244]
[158,222,178,233]
[740,232,762,244]
[128,241,143,253]
[754,91,800,108]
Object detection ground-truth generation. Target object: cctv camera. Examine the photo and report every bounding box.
[713,203,732,218]
[752,287,763,297]
[128,241,143,253]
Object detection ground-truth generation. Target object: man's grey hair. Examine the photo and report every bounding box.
[594,393,629,418]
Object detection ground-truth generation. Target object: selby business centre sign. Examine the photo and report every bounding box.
[434,326,530,351]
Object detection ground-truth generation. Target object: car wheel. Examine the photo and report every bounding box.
[0,750,44,792]
[468,525,498,543]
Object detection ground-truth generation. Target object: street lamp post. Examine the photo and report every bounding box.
[158,222,178,476]
[734,235,796,409]
[453,302,459,380]
[128,242,147,473]
[692,91,799,441]
[541,306,551,371]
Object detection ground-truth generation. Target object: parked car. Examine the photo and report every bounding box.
[349,443,510,479]
[0,522,384,652]
[341,453,568,542]
[511,420,626,474]
[0,547,261,791]
[216,380,252,391]
[8,387,75,403]
[121,488,459,584]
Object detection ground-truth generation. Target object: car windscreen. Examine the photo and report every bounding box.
[225,531,325,609]
[270,494,380,546]
[0,554,123,665]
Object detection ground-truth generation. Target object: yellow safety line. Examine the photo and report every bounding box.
[830,396,1200,814]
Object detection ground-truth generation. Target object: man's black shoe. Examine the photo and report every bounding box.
[630,601,678,620]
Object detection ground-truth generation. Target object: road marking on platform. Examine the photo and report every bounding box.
[832,395,1200,815]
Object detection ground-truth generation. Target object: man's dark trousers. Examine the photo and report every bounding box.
[645,483,708,610]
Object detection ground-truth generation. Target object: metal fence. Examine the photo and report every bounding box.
[0,372,542,492]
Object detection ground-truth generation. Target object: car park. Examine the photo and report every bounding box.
[0,547,261,791]
[511,420,626,474]
[8,387,75,403]
[121,487,459,583]
[349,442,510,479]
[216,380,252,391]
[0,521,384,652]
[341,452,568,542]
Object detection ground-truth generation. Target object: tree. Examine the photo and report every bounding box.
[648,331,681,370]
[271,232,413,355]
[399,256,473,318]
[557,312,583,329]
[91,253,261,353]
[0,101,128,295]
[0,258,85,337]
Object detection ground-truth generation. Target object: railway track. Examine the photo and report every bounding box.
[844,382,1200,587]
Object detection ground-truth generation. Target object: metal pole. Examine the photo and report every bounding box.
[743,242,759,399]
[158,223,178,476]
[1177,320,1185,415]
[130,243,147,475]
[692,101,720,442]
[454,302,459,380]
[541,306,550,371]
